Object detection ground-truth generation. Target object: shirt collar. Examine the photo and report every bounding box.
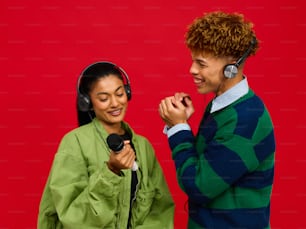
[210,77,249,113]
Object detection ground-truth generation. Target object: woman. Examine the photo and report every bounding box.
[38,61,175,229]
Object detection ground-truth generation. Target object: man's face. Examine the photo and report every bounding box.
[189,52,231,96]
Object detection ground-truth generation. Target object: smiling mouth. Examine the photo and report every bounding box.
[193,77,205,85]
[109,109,121,116]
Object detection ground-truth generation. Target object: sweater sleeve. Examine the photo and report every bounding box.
[42,132,123,229]
[168,103,275,206]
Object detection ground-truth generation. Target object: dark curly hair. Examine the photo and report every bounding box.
[185,11,259,59]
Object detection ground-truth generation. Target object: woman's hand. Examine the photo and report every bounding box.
[107,140,136,175]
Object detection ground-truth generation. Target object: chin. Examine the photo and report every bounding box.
[197,88,208,94]
[112,115,125,123]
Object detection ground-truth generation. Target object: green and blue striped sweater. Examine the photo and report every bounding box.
[168,89,275,229]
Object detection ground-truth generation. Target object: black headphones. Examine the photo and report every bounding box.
[223,38,257,79]
[77,61,132,112]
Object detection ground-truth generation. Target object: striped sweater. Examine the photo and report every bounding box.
[168,89,275,229]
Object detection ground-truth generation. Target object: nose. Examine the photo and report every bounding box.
[110,95,119,107]
[189,62,199,76]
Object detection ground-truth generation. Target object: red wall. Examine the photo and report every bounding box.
[1,0,305,228]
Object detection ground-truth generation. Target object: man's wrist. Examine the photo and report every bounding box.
[166,123,191,138]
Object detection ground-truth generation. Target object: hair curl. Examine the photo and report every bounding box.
[185,11,259,59]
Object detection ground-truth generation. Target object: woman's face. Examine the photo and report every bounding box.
[89,74,128,127]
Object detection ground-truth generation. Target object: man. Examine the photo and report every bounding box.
[159,11,275,229]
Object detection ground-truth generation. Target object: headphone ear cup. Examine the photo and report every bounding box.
[124,84,132,101]
[223,64,238,79]
[77,93,91,112]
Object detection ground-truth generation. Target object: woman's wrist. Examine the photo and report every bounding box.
[107,162,121,175]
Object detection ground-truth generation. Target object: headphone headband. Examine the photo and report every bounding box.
[235,38,257,67]
[77,61,130,90]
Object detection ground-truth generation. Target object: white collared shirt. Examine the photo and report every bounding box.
[210,77,249,113]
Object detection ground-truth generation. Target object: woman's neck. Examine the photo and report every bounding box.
[101,121,125,135]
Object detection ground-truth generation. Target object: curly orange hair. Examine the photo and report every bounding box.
[185,11,259,59]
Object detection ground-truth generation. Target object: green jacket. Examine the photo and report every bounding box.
[38,118,175,229]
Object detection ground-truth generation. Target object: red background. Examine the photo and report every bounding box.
[1,0,305,228]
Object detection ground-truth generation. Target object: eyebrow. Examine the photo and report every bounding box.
[96,85,123,96]
[194,58,207,65]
